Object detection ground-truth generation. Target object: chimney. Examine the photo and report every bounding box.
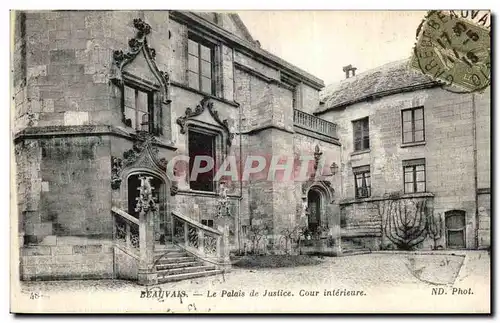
[342,64,357,79]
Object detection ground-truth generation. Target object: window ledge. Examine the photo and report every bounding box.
[171,81,240,107]
[350,149,370,157]
[401,141,426,148]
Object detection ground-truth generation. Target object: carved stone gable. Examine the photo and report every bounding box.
[301,145,335,203]
[111,132,170,190]
[111,18,169,92]
[110,18,171,132]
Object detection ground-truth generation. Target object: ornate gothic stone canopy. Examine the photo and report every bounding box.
[111,132,177,194]
[301,144,335,203]
[110,18,171,133]
[111,18,170,93]
[176,97,235,147]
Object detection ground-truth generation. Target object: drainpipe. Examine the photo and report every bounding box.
[472,93,479,249]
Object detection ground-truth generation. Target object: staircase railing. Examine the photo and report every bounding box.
[112,206,140,255]
[171,210,228,267]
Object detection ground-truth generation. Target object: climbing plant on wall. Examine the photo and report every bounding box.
[381,198,430,250]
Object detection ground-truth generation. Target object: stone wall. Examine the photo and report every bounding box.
[475,89,491,249]
[299,83,320,114]
[21,238,113,280]
[16,135,111,245]
[14,10,328,279]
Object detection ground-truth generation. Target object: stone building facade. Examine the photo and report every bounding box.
[13,10,342,282]
[12,11,490,283]
[318,60,491,252]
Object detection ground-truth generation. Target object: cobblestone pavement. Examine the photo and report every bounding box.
[18,251,490,313]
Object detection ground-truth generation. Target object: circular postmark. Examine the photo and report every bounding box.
[411,10,491,93]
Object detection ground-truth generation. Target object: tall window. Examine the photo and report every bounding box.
[188,130,216,192]
[353,165,371,198]
[402,107,425,143]
[123,84,154,132]
[403,159,426,193]
[353,117,370,151]
[188,35,215,95]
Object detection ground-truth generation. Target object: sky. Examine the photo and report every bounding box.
[237,11,427,85]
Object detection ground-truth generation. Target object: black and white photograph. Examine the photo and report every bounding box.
[9,7,492,314]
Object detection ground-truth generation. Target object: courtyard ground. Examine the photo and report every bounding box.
[15,251,490,313]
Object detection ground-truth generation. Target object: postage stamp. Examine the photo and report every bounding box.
[410,10,491,93]
[10,9,491,314]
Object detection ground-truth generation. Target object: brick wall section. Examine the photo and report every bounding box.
[15,134,112,279]
[272,85,294,130]
[15,11,112,132]
[15,11,172,139]
[235,69,274,131]
[168,20,187,84]
[234,51,280,80]
[221,45,235,101]
[321,87,488,249]
[299,83,320,114]
[478,194,490,248]
[475,88,490,190]
[270,129,295,233]
[475,88,490,248]
[38,136,112,239]
[242,130,274,229]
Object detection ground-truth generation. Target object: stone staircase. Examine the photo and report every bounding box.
[154,244,223,283]
[112,206,230,285]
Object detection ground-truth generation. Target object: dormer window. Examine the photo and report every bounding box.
[111,18,170,138]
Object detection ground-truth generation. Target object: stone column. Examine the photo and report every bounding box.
[136,176,158,286]
[216,182,232,271]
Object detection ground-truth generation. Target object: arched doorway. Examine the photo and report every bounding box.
[127,173,167,245]
[445,210,466,249]
[307,189,321,233]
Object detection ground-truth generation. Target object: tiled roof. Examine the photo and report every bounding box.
[317,59,437,114]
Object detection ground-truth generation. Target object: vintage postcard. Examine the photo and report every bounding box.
[10,9,491,313]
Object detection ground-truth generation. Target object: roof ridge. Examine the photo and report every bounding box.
[318,58,433,113]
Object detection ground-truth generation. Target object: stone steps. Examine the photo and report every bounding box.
[154,251,187,258]
[157,265,217,276]
[155,256,197,264]
[156,261,204,270]
[153,245,223,284]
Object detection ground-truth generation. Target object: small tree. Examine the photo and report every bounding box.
[384,198,429,250]
[427,212,444,250]
[279,224,306,255]
[247,224,269,255]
